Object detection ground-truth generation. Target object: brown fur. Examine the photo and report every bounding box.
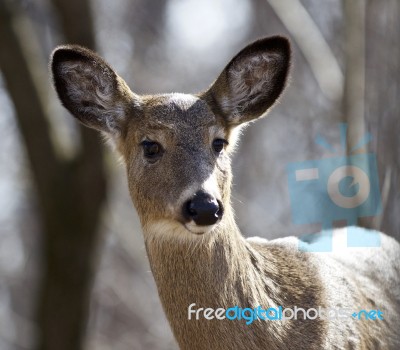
[51,37,400,349]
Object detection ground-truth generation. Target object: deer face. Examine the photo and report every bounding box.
[51,37,291,237]
[121,93,232,235]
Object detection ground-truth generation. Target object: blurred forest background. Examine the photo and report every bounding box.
[0,0,399,349]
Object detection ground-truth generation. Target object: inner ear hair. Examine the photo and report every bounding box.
[51,45,137,135]
[204,36,291,126]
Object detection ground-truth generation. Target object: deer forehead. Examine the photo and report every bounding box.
[144,93,215,124]
[127,93,226,143]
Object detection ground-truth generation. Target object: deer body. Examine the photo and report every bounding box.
[51,37,400,349]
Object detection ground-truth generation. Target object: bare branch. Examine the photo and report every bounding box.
[267,0,344,101]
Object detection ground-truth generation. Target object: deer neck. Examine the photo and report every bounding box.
[142,209,326,349]
[143,208,278,322]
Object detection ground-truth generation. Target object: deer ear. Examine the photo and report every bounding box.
[51,45,139,135]
[204,36,291,126]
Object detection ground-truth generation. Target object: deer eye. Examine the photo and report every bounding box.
[212,139,228,153]
[141,141,163,160]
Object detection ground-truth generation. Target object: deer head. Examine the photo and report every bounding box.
[51,37,291,239]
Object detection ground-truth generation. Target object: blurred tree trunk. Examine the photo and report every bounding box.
[0,1,106,349]
[365,0,400,240]
[342,0,366,139]
[342,0,369,227]
[342,0,400,238]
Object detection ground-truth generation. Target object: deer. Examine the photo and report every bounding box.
[51,36,400,350]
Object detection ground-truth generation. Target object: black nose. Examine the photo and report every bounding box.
[183,191,223,226]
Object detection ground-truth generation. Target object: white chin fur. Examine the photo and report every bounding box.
[144,219,218,242]
[185,221,216,235]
